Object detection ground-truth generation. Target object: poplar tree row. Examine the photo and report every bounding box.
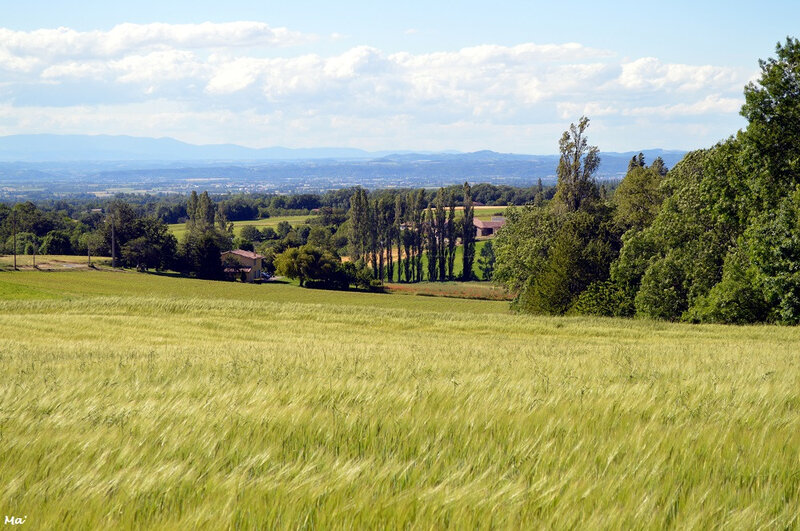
[349,183,476,282]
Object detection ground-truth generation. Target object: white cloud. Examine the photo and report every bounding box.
[618,57,742,92]
[324,46,388,78]
[0,24,753,151]
[624,94,743,117]
[206,57,262,94]
[0,48,41,72]
[0,22,311,61]
[41,61,108,80]
[557,102,618,120]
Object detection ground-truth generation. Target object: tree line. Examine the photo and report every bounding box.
[494,37,800,325]
[346,184,476,283]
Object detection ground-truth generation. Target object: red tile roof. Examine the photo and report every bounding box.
[221,249,264,260]
[473,218,506,229]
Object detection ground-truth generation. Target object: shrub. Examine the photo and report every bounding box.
[569,280,630,317]
[635,253,688,320]
[687,245,769,324]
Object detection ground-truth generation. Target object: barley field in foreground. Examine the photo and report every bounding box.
[0,270,798,529]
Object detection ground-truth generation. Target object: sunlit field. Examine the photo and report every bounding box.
[384,280,513,301]
[167,214,312,239]
[0,254,112,271]
[166,206,508,240]
[0,270,798,528]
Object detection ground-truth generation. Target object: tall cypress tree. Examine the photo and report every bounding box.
[435,189,447,280]
[447,191,456,280]
[378,195,394,282]
[414,189,426,282]
[402,192,414,282]
[196,191,215,231]
[426,205,437,281]
[368,198,378,277]
[534,178,544,207]
[462,182,476,280]
[349,189,368,263]
[394,194,405,282]
[186,191,199,231]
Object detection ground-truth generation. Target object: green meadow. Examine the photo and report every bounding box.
[167,206,505,240]
[0,269,798,528]
[386,239,491,280]
[167,214,312,239]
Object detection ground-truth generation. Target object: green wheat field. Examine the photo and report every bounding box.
[0,269,798,528]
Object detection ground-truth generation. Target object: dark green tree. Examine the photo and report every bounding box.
[435,188,447,280]
[651,156,668,176]
[741,37,800,208]
[425,205,437,281]
[39,230,73,255]
[477,240,495,280]
[461,182,476,280]
[447,192,456,280]
[395,194,406,282]
[413,189,426,282]
[613,165,665,232]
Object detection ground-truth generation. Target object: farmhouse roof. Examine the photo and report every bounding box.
[221,249,264,260]
[473,218,506,230]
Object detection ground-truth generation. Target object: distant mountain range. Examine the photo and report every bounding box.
[0,134,686,167]
[0,134,688,198]
[0,134,435,162]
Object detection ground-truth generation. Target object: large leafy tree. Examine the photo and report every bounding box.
[741,37,800,208]
[553,116,600,213]
[613,159,666,233]
[514,205,619,314]
[275,245,348,288]
[607,38,800,323]
[494,118,619,314]
[610,147,734,319]
[179,191,233,277]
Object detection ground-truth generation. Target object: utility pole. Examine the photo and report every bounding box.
[32,238,36,269]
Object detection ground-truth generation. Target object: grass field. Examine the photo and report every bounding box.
[375,240,492,280]
[167,206,507,240]
[167,214,312,239]
[0,270,798,528]
[0,254,112,271]
[472,205,508,220]
[384,281,512,301]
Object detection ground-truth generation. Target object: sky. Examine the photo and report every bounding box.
[0,0,797,153]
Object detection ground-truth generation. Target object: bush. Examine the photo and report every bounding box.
[239,225,263,242]
[516,230,578,315]
[687,246,769,324]
[275,245,351,289]
[40,230,73,255]
[261,227,278,240]
[744,188,800,324]
[569,280,630,317]
[635,253,688,320]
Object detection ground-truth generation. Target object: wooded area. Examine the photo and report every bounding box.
[494,38,800,324]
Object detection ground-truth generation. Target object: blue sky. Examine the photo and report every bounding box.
[0,1,797,152]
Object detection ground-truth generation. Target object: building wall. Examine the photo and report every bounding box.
[222,253,262,282]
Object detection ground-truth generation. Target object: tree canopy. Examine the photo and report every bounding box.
[494,36,800,324]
